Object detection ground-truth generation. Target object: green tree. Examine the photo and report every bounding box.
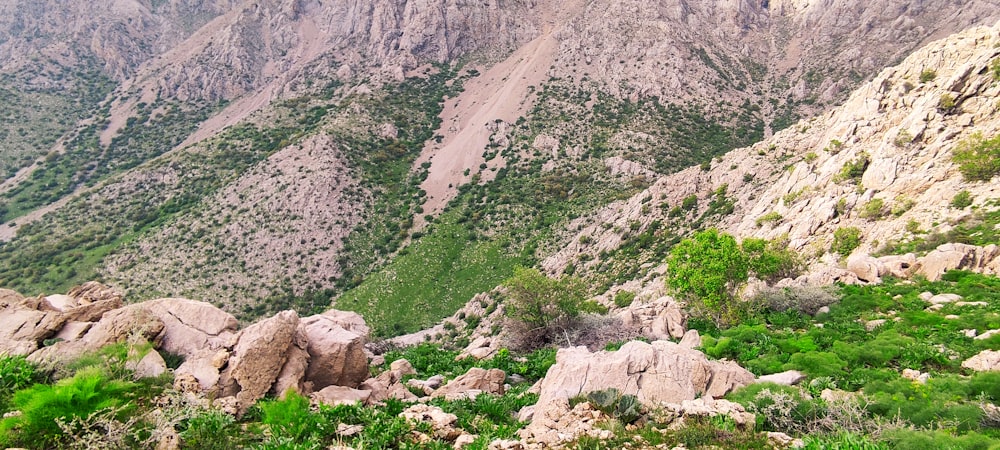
[666,229,748,311]
[503,266,587,349]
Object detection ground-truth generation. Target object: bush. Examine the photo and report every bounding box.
[952,132,1000,181]
[755,285,839,315]
[727,383,825,433]
[992,57,1000,81]
[858,198,886,220]
[755,211,783,227]
[919,68,937,83]
[586,388,642,424]
[179,409,243,450]
[503,267,587,350]
[258,390,328,445]
[952,190,974,209]
[831,227,862,256]
[613,291,636,308]
[834,153,869,183]
[666,229,748,317]
[938,93,958,113]
[0,354,39,411]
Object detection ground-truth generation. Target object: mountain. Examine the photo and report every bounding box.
[0,0,998,333]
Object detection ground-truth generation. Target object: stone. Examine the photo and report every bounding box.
[432,368,506,398]
[272,327,311,397]
[865,319,887,331]
[219,310,300,412]
[29,304,164,365]
[301,312,369,390]
[390,358,417,376]
[928,293,962,304]
[66,281,123,305]
[962,350,1000,372]
[678,329,702,349]
[846,254,884,282]
[131,350,168,379]
[400,404,462,441]
[523,340,754,444]
[312,385,373,406]
[141,298,239,358]
[976,330,1000,340]
[757,370,806,386]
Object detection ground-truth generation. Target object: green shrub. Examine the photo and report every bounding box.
[858,198,886,220]
[834,153,869,183]
[785,351,847,378]
[938,93,957,113]
[179,409,244,450]
[952,132,1000,181]
[755,211,783,227]
[0,354,39,411]
[727,383,825,433]
[893,129,914,147]
[258,390,328,445]
[890,196,915,216]
[831,227,862,256]
[503,266,587,350]
[952,190,974,208]
[884,429,999,450]
[919,68,937,83]
[0,367,136,449]
[666,229,748,322]
[613,291,636,308]
[992,57,1000,81]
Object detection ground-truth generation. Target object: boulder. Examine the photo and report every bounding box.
[219,310,300,412]
[757,370,806,386]
[432,368,506,399]
[400,404,462,441]
[140,298,239,358]
[916,243,1000,281]
[523,340,754,443]
[361,367,420,403]
[312,385,373,406]
[271,327,311,397]
[301,312,369,390]
[129,350,168,379]
[390,358,417,376]
[678,329,702,349]
[29,304,164,364]
[962,350,1000,372]
[877,253,917,278]
[846,254,885,283]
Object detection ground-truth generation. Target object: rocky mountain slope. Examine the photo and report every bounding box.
[542,21,1000,284]
[1,0,999,330]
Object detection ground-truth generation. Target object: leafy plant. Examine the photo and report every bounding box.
[503,266,587,349]
[613,291,636,308]
[0,354,39,411]
[755,211,783,227]
[831,227,862,256]
[0,367,137,449]
[179,409,244,450]
[952,190,974,208]
[952,132,1000,181]
[938,93,957,113]
[586,388,642,424]
[858,198,886,220]
[834,153,869,183]
[919,68,937,83]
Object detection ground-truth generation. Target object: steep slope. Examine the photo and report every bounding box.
[542,21,1000,283]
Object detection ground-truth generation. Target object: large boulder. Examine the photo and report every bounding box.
[523,340,754,443]
[915,243,1000,281]
[271,327,311,397]
[846,254,886,283]
[140,298,239,358]
[66,281,123,305]
[219,310,300,412]
[301,311,369,390]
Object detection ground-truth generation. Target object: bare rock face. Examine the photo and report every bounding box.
[301,312,370,390]
[617,296,686,340]
[29,304,165,365]
[523,340,754,443]
[139,298,240,358]
[219,310,300,412]
[432,367,506,400]
[915,244,1000,281]
[0,297,66,355]
[66,281,123,305]
[271,327,311,397]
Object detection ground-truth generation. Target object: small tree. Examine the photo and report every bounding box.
[503,266,586,349]
[952,132,1000,181]
[666,229,749,323]
[666,229,801,326]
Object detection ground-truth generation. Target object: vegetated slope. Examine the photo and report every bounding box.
[1,1,999,330]
[542,22,1000,284]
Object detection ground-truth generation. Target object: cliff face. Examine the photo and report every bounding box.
[542,22,1000,277]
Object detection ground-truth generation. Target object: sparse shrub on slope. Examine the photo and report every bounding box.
[952,132,1000,181]
[502,266,587,350]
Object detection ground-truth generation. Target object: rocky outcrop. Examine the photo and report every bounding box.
[617,296,686,340]
[913,244,1000,281]
[219,311,300,412]
[523,340,754,444]
[301,311,370,390]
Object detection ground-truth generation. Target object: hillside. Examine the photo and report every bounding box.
[0,0,999,331]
